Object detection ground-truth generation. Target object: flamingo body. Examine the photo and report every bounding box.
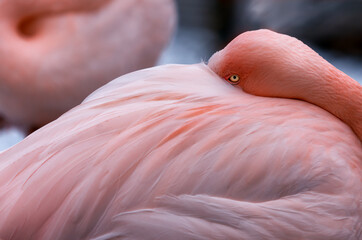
[0,0,175,127]
[0,64,361,239]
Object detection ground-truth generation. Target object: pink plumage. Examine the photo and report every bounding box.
[0,58,360,239]
[0,0,175,128]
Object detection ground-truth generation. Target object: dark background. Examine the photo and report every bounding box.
[160,0,362,84]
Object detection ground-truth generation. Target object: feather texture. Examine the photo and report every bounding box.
[0,64,360,239]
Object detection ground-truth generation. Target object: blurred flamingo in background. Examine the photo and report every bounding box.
[0,30,361,239]
[0,0,175,130]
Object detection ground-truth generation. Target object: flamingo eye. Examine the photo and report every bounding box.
[227,75,240,84]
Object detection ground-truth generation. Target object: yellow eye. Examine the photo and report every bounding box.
[228,75,240,83]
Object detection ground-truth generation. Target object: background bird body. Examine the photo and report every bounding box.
[0,0,175,127]
[0,64,360,239]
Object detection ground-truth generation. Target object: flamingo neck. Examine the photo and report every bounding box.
[306,65,362,142]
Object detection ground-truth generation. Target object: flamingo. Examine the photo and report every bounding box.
[208,29,362,141]
[0,0,175,129]
[0,30,361,239]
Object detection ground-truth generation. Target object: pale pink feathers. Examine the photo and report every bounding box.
[0,0,175,128]
[0,64,360,239]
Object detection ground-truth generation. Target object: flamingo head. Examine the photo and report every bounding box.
[208,29,321,100]
[208,29,362,142]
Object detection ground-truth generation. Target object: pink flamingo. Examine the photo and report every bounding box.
[208,29,362,142]
[0,0,175,129]
[0,30,361,239]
